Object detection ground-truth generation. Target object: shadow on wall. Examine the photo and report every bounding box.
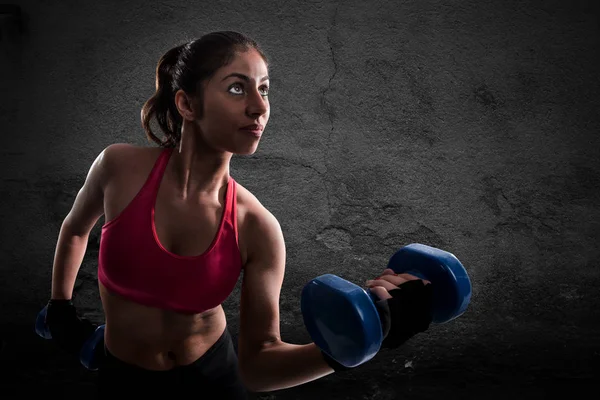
[0,4,26,41]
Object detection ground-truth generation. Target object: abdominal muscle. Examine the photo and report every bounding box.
[99,281,228,370]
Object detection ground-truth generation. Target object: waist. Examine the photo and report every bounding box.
[101,283,228,370]
[104,313,227,370]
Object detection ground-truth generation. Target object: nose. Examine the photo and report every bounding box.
[246,89,269,117]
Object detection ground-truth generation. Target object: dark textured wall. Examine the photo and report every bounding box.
[1,0,599,398]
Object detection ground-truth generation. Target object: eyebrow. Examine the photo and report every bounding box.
[221,73,269,83]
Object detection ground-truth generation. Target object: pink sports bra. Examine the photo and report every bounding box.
[98,147,243,314]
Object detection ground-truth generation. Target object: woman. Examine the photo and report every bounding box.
[44,31,431,398]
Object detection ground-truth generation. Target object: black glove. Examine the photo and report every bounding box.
[374,279,433,349]
[45,299,97,356]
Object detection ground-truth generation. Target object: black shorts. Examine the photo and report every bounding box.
[97,327,248,399]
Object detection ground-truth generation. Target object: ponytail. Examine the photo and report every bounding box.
[140,43,186,148]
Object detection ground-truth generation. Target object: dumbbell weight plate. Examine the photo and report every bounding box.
[387,243,472,324]
[35,306,52,339]
[79,324,106,371]
[301,274,383,368]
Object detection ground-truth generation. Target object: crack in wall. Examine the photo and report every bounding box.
[321,4,340,139]
[318,3,341,230]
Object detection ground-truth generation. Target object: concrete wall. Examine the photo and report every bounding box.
[1,0,599,398]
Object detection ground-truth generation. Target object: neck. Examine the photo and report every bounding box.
[168,129,232,201]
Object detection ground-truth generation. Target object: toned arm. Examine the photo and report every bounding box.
[50,144,121,299]
[237,206,334,392]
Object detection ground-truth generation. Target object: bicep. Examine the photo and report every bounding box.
[238,209,286,361]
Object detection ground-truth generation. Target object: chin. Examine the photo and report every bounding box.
[235,146,259,156]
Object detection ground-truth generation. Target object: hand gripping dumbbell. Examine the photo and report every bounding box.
[301,243,472,368]
[35,305,106,371]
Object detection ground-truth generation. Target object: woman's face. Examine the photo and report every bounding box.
[193,48,270,155]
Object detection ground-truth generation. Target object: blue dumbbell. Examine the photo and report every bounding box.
[301,243,472,368]
[35,305,106,371]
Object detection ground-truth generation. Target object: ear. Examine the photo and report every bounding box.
[174,89,197,121]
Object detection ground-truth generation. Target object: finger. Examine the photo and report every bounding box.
[373,273,429,286]
[369,275,412,287]
[374,269,398,280]
[393,273,431,285]
[369,286,392,301]
[393,273,422,281]
[365,279,398,292]
[374,272,417,281]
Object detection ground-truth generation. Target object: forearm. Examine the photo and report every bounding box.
[50,220,89,299]
[240,341,336,392]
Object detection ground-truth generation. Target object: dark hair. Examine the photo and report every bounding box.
[141,31,269,148]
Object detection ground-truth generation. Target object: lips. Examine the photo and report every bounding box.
[241,124,263,131]
[240,124,263,138]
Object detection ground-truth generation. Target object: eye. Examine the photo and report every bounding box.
[228,82,270,97]
[228,83,244,95]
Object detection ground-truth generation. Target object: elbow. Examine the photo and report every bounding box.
[238,363,267,393]
[237,337,286,392]
[61,215,91,238]
[237,344,280,393]
[237,343,260,392]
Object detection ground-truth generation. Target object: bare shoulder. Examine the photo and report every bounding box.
[235,181,280,230]
[101,143,162,181]
[234,182,285,262]
[102,143,161,174]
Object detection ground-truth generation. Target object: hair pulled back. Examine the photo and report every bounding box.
[141,31,269,148]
